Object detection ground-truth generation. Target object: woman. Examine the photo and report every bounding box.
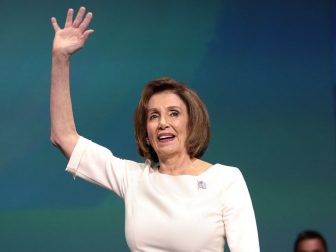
[50,7,260,252]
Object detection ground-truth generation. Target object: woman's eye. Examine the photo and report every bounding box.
[149,114,158,120]
[170,111,179,117]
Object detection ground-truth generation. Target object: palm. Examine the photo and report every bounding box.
[54,28,86,54]
[51,7,94,55]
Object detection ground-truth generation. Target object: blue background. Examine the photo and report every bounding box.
[0,0,335,251]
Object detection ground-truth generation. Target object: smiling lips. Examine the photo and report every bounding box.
[157,133,175,142]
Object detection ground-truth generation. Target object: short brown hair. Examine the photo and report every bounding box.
[294,230,328,252]
[134,77,210,165]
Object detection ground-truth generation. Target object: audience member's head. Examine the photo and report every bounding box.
[294,230,328,252]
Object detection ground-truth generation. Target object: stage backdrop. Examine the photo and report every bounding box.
[0,0,335,251]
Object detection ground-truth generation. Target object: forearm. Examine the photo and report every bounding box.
[50,52,79,158]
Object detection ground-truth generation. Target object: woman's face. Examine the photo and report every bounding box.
[146,91,189,161]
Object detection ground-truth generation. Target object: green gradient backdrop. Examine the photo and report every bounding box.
[0,0,335,251]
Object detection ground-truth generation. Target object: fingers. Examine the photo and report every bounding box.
[54,7,93,31]
[79,12,93,31]
[83,29,95,40]
[73,6,86,28]
[64,8,74,28]
[51,17,60,32]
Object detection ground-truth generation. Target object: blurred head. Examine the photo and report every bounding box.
[134,77,210,165]
[294,230,327,252]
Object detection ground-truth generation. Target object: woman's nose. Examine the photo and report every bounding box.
[159,116,169,129]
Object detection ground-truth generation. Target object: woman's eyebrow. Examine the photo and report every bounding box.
[147,105,181,113]
[167,106,181,110]
[147,108,159,113]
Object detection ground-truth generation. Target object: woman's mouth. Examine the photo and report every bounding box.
[157,133,175,142]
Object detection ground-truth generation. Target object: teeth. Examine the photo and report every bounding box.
[158,135,174,140]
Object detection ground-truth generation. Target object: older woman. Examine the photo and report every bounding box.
[50,7,259,252]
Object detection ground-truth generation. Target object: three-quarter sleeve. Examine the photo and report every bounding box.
[222,168,260,252]
[66,136,142,198]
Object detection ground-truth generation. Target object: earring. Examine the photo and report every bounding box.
[146,137,150,145]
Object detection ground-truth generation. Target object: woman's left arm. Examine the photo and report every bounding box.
[222,168,260,252]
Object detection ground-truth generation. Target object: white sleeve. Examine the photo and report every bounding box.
[222,168,260,252]
[65,136,143,198]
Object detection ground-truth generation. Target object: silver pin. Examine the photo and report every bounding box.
[197,180,207,189]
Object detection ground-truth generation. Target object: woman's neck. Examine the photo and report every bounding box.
[157,155,212,176]
[158,154,195,175]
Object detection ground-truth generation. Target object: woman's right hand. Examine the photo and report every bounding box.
[51,7,94,56]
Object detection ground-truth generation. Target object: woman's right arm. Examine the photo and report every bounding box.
[50,7,94,158]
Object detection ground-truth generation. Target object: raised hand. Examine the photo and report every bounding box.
[51,7,94,56]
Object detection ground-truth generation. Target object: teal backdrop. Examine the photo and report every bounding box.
[0,0,335,251]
